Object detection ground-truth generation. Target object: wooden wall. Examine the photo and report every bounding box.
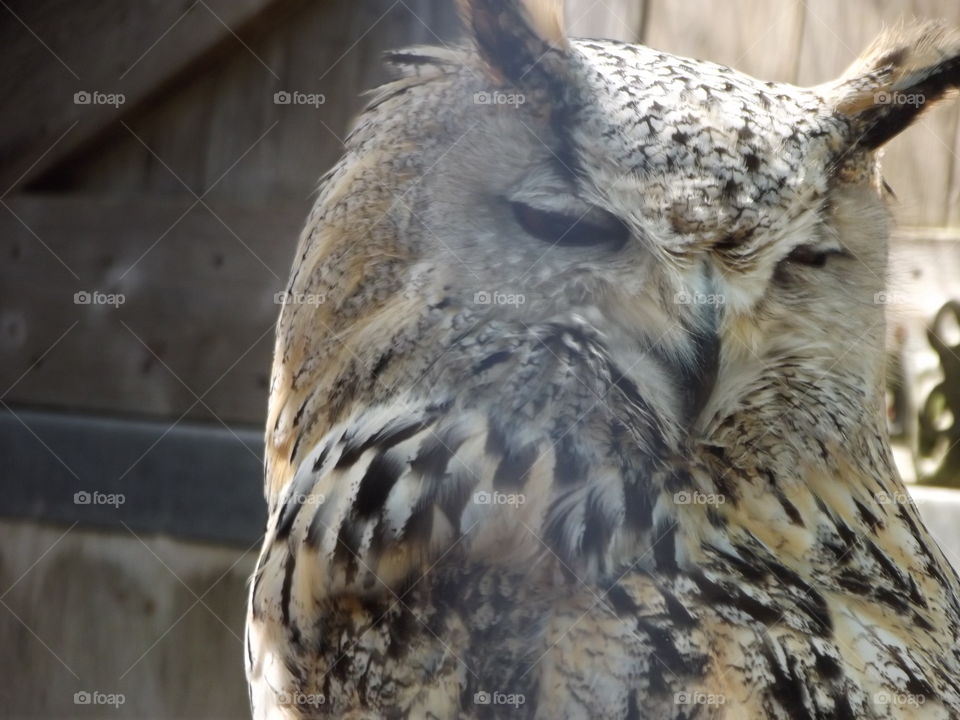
[2,0,959,428]
[1,0,463,426]
[0,519,255,719]
[2,2,960,719]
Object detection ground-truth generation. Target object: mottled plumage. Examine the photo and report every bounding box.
[247,2,960,717]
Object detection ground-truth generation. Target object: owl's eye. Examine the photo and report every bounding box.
[783,244,851,268]
[510,201,630,250]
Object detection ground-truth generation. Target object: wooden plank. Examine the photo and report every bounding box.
[949,114,960,227]
[796,0,960,227]
[0,0,304,192]
[566,0,648,42]
[33,0,464,203]
[0,408,265,545]
[0,195,305,424]
[643,0,806,82]
[0,519,254,718]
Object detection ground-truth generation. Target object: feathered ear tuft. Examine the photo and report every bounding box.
[827,20,960,150]
[459,0,569,86]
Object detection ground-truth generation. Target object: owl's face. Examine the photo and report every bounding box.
[272,2,958,498]
[394,11,900,440]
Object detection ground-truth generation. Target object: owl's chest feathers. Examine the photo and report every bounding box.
[255,322,960,719]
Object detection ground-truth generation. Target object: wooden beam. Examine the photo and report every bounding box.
[948,113,960,227]
[643,0,806,83]
[0,0,306,193]
[0,518,255,718]
[17,0,463,202]
[0,194,305,424]
[0,407,265,544]
[565,0,648,43]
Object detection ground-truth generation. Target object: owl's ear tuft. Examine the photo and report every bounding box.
[460,0,570,86]
[827,20,960,151]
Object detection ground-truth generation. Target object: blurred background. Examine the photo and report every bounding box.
[1,1,960,717]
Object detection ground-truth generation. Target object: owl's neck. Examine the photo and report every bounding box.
[678,392,960,621]
[700,380,894,536]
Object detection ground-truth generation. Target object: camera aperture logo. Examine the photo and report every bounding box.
[74,490,125,508]
[74,690,125,708]
[473,290,525,307]
[74,290,125,308]
[74,91,125,108]
[274,90,326,108]
[473,691,525,708]
[473,91,526,107]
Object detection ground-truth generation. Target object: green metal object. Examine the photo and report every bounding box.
[918,300,960,488]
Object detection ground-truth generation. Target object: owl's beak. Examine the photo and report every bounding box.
[681,301,720,426]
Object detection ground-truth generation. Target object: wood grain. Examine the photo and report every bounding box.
[33,0,463,203]
[566,0,648,42]
[643,0,806,82]
[0,195,304,424]
[0,519,255,719]
[948,111,960,227]
[0,0,310,193]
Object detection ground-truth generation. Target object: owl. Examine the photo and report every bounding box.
[246,1,960,717]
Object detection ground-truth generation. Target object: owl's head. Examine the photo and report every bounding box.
[272,0,960,494]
